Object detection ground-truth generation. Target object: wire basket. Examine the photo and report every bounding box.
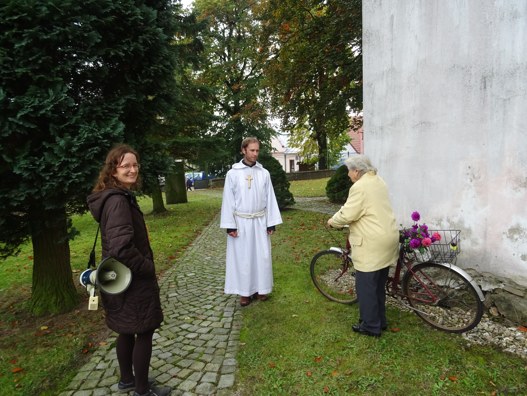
[405,230,461,264]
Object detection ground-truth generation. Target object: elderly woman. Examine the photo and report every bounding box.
[328,155,399,337]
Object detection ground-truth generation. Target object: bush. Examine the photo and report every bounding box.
[259,154,295,209]
[326,165,352,203]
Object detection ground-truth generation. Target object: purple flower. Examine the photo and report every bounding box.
[411,211,421,222]
[409,239,421,249]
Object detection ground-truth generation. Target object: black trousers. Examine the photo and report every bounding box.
[355,266,390,334]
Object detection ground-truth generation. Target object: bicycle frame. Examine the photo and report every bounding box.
[389,248,485,303]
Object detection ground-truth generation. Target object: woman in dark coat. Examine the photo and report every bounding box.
[87,144,171,396]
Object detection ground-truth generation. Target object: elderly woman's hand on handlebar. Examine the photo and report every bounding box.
[327,219,349,229]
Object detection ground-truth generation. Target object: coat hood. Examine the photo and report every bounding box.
[87,188,131,223]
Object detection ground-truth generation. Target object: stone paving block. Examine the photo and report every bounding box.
[217,374,235,389]
[179,379,198,392]
[221,364,236,374]
[98,376,116,387]
[158,362,175,373]
[204,362,221,372]
[150,359,166,369]
[201,371,218,383]
[93,388,111,396]
[156,372,172,384]
[187,371,203,382]
[176,358,194,368]
[195,382,217,395]
[71,391,93,396]
[190,361,206,371]
[72,370,92,382]
[175,368,192,379]
[200,353,215,363]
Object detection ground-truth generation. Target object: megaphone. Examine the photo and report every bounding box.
[80,257,132,310]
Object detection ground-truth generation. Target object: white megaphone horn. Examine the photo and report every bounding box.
[79,257,132,310]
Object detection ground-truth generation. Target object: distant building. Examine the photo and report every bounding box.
[271,136,300,173]
[348,126,363,154]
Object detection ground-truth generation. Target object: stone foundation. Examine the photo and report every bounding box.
[466,269,527,327]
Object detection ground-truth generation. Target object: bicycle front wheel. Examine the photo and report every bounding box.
[310,250,357,304]
[402,262,483,333]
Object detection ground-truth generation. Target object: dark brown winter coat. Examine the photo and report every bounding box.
[87,188,163,334]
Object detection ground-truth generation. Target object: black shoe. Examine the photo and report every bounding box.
[133,385,172,396]
[118,377,156,393]
[352,324,381,337]
[358,319,387,331]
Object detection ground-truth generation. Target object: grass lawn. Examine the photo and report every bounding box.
[0,180,525,395]
[289,177,330,198]
[234,208,527,395]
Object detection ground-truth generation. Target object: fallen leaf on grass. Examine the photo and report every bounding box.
[12,367,23,374]
[323,386,330,393]
[448,375,458,382]
[306,371,312,377]
[331,370,339,377]
[268,362,276,368]
[314,356,323,363]
[40,325,48,331]
[390,327,401,332]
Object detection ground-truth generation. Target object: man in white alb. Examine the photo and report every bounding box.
[220,137,283,306]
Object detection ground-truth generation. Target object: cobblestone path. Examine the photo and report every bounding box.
[61,214,241,396]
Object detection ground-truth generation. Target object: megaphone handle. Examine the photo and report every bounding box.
[88,285,99,310]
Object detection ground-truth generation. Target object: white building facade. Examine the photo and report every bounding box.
[363,1,527,286]
[271,136,300,173]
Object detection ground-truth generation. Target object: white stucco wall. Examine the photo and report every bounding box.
[363,1,527,286]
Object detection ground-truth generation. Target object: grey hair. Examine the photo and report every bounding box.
[344,155,377,176]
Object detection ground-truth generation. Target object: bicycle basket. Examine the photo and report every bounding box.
[427,230,461,263]
[403,230,461,264]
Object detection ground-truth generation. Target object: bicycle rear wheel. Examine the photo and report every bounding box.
[310,250,357,304]
[402,262,483,333]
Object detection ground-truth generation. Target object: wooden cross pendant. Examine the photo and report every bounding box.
[246,174,253,189]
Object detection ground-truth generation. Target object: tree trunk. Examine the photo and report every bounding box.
[28,206,78,315]
[316,130,328,170]
[150,181,166,213]
[165,161,187,204]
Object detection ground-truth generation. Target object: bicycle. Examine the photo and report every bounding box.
[310,226,485,333]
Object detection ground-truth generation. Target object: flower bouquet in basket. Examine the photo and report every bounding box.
[400,211,442,263]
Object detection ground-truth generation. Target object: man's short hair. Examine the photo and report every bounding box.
[241,137,260,150]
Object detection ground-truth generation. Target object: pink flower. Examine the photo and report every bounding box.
[432,232,441,242]
[421,237,432,247]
